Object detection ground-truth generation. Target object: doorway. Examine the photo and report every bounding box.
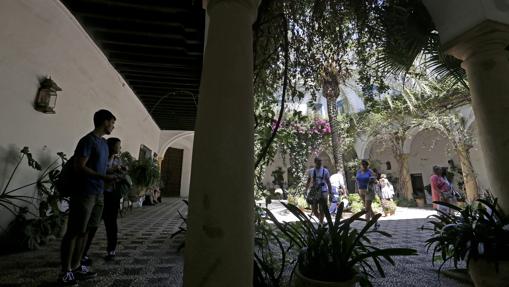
[161,147,184,197]
[410,173,425,198]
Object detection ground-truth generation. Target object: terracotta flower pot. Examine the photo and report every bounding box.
[468,258,509,287]
[294,268,356,287]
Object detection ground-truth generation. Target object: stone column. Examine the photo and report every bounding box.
[444,21,509,210]
[183,1,258,286]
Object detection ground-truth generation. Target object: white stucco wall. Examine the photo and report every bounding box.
[0,0,161,229]
[407,130,458,186]
[159,131,194,197]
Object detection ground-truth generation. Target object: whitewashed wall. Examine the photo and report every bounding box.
[0,0,161,229]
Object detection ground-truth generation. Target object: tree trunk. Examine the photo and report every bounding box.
[397,153,413,200]
[457,144,479,202]
[325,94,345,175]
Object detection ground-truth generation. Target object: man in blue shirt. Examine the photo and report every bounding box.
[59,110,116,286]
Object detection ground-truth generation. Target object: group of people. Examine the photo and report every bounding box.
[305,158,395,226]
[59,109,128,286]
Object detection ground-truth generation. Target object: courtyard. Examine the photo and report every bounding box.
[1,0,509,286]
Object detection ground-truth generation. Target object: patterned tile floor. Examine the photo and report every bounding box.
[0,198,187,287]
[0,199,471,287]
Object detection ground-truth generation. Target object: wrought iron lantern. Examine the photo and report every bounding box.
[34,77,61,114]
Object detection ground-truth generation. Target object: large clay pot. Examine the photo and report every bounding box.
[468,258,509,287]
[294,268,357,287]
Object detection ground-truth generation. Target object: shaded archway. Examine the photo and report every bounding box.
[159,132,194,197]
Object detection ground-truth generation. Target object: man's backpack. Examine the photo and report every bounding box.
[55,156,75,197]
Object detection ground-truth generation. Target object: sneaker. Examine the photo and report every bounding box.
[105,251,116,261]
[57,271,78,286]
[73,265,97,280]
[81,256,92,267]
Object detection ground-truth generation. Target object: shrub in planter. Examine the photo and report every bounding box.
[381,200,397,216]
[266,201,417,286]
[348,193,382,214]
[129,158,160,188]
[423,194,509,287]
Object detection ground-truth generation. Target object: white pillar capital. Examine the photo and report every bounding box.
[444,20,509,66]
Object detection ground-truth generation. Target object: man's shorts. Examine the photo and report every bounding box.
[358,189,375,202]
[67,193,104,235]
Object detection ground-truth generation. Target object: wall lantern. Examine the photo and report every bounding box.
[34,77,61,114]
[386,161,392,170]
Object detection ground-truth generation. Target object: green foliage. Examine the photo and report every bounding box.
[381,200,397,214]
[0,207,65,254]
[271,167,285,188]
[170,200,188,252]
[348,193,382,214]
[395,198,417,207]
[423,194,509,271]
[266,201,417,285]
[0,147,42,216]
[254,205,296,287]
[277,113,332,193]
[0,147,68,254]
[128,156,160,188]
[288,194,309,211]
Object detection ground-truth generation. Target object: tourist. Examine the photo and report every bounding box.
[330,171,346,196]
[81,137,125,262]
[329,171,346,215]
[58,110,117,286]
[430,165,451,214]
[305,157,333,224]
[379,174,395,216]
[356,160,376,222]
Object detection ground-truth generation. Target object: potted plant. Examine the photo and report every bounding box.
[424,194,509,287]
[381,200,397,216]
[266,201,417,286]
[128,157,160,199]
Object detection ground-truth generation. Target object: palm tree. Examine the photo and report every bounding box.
[322,64,346,176]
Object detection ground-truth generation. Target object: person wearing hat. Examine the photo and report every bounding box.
[305,157,332,224]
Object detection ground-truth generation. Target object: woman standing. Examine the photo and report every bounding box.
[379,174,395,216]
[103,137,125,260]
[430,165,451,213]
[356,160,376,221]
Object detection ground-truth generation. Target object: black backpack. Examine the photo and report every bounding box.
[55,156,75,197]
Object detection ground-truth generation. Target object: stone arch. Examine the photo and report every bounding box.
[402,126,426,154]
[159,131,194,157]
[356,135,376,160]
